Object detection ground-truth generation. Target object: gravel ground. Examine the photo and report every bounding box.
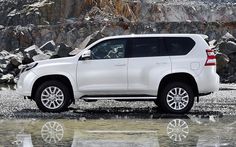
[0,84,235,119]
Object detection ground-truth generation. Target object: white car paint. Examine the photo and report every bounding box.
[17,34,219,104]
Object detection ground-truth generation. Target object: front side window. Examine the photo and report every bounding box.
[90,39,127,60]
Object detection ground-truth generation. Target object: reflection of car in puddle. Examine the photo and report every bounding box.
[72,130,159,147]
[12,134,33,147]
[167,119,189,142]
[41,121,64,144]
[9,113,235,147]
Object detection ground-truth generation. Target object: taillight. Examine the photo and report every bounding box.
[205,49,216,66]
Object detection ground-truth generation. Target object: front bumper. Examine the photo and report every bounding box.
[16,71,38,97]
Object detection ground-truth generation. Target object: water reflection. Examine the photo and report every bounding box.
[167,119,189,142]
[1,114,235,147]
[41,121,64,144]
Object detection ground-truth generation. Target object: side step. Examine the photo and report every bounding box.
[81,95,157,102]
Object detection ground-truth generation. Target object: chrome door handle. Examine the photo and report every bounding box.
[115,64,126,66]
[156,62,168,65]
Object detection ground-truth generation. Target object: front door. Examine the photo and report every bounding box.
[77,39,128,95]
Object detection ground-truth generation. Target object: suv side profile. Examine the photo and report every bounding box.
[17,34,219,114]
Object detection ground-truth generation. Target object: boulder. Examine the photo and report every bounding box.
[10,56,22,67]
[227,73,236,83]
[9,68,20,77]
[24,45,43,58]
[0,74,14,84]
[219,41,236,55]
[32,54,50,61]
[69,31,100,55]
[39,40,56,52]
[228,53,236,67]
[0,50,10,57]
[209,39,217,49]
[55,43,73,57]
[0,59,7,64]
[216,53,229,72]
[221,32,236,42]
[22,54,34,65]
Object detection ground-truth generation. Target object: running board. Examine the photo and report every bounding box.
[81,95,157,101]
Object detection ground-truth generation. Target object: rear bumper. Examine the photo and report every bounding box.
[196,68,220,94]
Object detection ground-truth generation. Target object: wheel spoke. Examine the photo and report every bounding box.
[174,88,177,95]
[180,91,187,96]
[169,91,175,96]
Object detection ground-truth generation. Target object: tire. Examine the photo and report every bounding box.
[159,82,194,114]
[154,100,160,107]
[34,81,71,113]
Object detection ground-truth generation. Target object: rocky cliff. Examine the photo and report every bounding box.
[0,0,236,83]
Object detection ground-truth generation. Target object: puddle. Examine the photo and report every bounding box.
[0,114,235,147]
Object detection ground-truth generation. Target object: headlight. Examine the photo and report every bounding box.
[20,63,38,73]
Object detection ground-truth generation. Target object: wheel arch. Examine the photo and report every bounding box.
[157,72,199,97]
[31,74,75,103]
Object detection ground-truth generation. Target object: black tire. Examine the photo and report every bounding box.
[154,100,159,107]
[34,81,71,113]
[159,82,194,114]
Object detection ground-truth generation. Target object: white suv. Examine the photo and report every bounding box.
[17,34,219,114]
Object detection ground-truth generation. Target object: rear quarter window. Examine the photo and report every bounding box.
[165,37,195,56]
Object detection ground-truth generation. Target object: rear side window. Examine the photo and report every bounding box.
[165,37,195,55]
[128,37,166,58]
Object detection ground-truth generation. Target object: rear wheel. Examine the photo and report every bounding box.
[159,82,194,114]
[34,81,71,113]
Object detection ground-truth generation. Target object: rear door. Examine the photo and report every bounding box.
[127,37,171,96]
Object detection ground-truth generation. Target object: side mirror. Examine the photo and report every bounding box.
[81,50,91,60]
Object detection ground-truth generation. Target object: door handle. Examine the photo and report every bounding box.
[156,62,168,65]
[115,64,126,66]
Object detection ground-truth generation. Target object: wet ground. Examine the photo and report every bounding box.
[0,114,235,147]
[0,84,235,146]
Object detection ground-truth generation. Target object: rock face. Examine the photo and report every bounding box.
[215,32,236,83]
[0,0,236,83]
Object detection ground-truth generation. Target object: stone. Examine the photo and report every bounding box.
[216,53,229,72]
[0,50,10,57]
[24,45,40,58]
[227,73,236,83]
[69,31,100,55]
[22,54,34,65]
[9,68,20,77]
[56,43,73,57]
[221,32,235,41]
[209,39,217,49]
[32,54,50,61]
[0,74,14,84]
[0,59,7,64]
[10,56,22,67]
[219,41,236,55]
[39,40,56,52]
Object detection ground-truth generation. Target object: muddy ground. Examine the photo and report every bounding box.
[0,84,235,119]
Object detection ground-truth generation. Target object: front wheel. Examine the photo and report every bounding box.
[159,82,194,114]
[34,81,71,113]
